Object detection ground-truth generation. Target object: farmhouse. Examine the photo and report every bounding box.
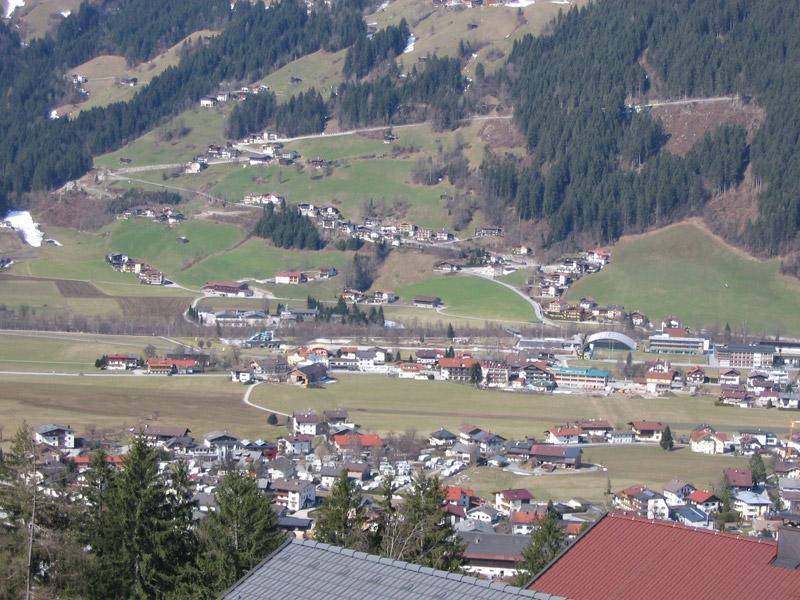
[199,96,217,108]
[415,348,444,365]
[530,445,582,469]
[269,479,316,512]
[203,280,253,297]
[292,410,322,436]
[545,427,582,445]
[33,424,75,449]
[433,261,461,273]
[104,354,138,370]
[628,420,665,442]
[289,364,328,387]
[274,271,307,285]
[138,425,192,446]
[494,489,533,515]
[145,358,198,375]
[613,485,669,520]
[413,295,442,308]
[459,531,530,579]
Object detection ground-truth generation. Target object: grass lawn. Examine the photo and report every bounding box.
[177,238,354,288]
[451,446,747,503]
[16,0,83,40]
[0,374,278,442]
[250,374,794,440]
[259,49,347,99]
[210,159,454,229]
[109,219,244,278]
[95,107,231,168]
[497,268,532,288]
[396,275,534,321]
[566,222,800,336]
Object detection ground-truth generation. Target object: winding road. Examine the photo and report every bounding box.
[463,271,557,327]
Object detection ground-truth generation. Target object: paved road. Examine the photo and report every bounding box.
[642,95,738,108]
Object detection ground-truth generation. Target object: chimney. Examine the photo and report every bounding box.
[774,524,800,569]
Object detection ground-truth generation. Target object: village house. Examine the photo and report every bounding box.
[146,357,198,375]
[203,431,239,449]
[275,271,307,285]
[199,96,217,108]
[137,425,192,446]
[530,445,582,469]
[439,357,480,382]
[724,468,754,491]
[645,369,682,395]
[270,479,316,513]
[480,360,510,387]
[33,424,75,449]
[662,480,696,506]
[292,410,323,436]
[628,420,665,442]
[613,485,669,520]
[733,489,771,519]
[279,434,313,456]
[574,419,614,438]
[686,366,707,385]
[340,288,365,303]
[289,364,329,387]
[459,532,530,580]
[467,504,499,524]
[104,354,138,370]
[607,429,636,444]
[494,489,533,515]
[415,348,445,365]
[690,427,731,455]
[545,427,583,445]
[429,428,457,446]
[510,506,547,534]
[138,268,164,285]
[317,266,338,279]
[686,489,720,513]
[203,280,253,297]
[333,433,384,456]
[433,261,461,273]
[671,505,714,530]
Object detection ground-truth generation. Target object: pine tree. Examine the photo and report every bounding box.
[446,322,455,339]
[315,470,367,549]
[192,472,284,596]
[379,475,464,571]
[469,362,483,387]
[750,453,768,485]
[660,426,674,451]
[512,510,565,586]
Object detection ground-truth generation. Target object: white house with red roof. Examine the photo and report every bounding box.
[292,410,322,436]
[628,420,665,442]
[687,489,721,513]
[545,427,583,445]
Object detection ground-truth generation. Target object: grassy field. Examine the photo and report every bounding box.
[450,446,747,503]
[210,159,454,229]
[177,239,354,288]
[259,49,347,98]
[566,222,800,336]
[497,268,532,288]
[57,30,219,117]
[396,275,534,321]
[0,374,278,443]
[15,0,83,40]
[250,374,796,440]
[95,107,231,168]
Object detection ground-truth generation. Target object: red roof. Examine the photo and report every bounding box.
[662,327,687,337]
[334,433,384,448]
[498,488,533,502]
[146,358,197,369]
[687,490,718,504]
[444,486,473,502]
[105,354,136,362]
[547,427,583,437]
[439,357,479,369]
[71,455,124,465]
[629,420,665,432]
[510,510,544,525]
[724,468,753,488]
[530,513,800,600]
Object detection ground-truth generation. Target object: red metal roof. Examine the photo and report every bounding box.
[628,420,664,432]
[498,488,533,502]
[334,433,384,448]
[439,357,479,369]
[724,468,753,488]
[687,490,718,504]
[530,513,800,600]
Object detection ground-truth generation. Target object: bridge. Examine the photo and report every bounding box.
[584,331,637,352]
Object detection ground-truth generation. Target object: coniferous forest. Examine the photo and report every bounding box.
[495,0,800,255]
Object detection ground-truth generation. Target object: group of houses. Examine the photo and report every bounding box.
[199,85,270,109]
[115,205,187,225]
[716,366,799,409]
[274,266,337,285]
[106,253,165,286]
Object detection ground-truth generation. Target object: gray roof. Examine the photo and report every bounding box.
[34,424,73,435]
[221,538,562,599]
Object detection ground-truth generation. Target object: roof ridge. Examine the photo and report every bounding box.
[291,538,538,595]
[607,512,777,546]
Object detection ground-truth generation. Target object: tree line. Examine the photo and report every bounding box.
[226,89,328,139]
[253,203,324,249]
[500,0,800,254]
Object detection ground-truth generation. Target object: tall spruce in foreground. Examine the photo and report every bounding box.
[750,453,768,485]
[189,472,285,597]
[380,475,464,571]
[83,436,195,599]
[513,507,565,586]
[315,469,367,549]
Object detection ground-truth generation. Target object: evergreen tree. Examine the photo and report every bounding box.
[750,453,768,486]
[469,362,483,387]
[512,509,565,586]
[83,436,195,599]
[660,426,674,451]
[314,469,367,549]
[379,475,463,571]
[446,322,455,339]
[716,475,733,514]
[191,472,284,597]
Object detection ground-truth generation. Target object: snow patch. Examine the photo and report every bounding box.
[4,0,25,18]
[550,0,570,4]
[60,10,71,18]
[403,34,416,54]
[377,0,389,10]
[4,211,44,247]
[506,0,535,6]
